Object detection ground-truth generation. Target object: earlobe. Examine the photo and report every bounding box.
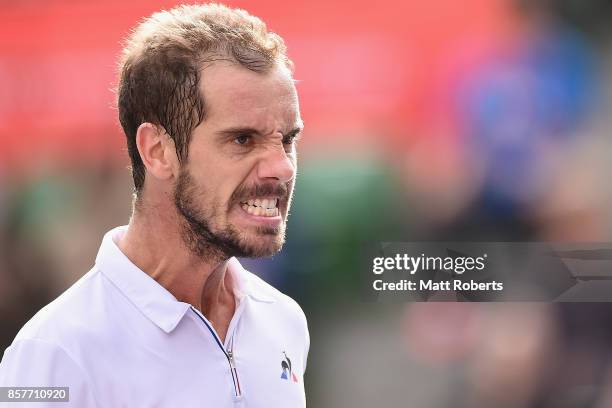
[135,123,177,182]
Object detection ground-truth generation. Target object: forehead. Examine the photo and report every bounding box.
[199,61,301,131]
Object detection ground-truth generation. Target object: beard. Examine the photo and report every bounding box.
[173,168,291,262]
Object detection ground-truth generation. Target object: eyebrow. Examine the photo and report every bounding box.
[215,125,304,138]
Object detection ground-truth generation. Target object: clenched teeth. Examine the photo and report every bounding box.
[246,198,278,209]
[240,198,280,217]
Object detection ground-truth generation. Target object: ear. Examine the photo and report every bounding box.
[135,123,179,183]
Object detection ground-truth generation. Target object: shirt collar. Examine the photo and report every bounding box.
[95,226,275,334]
[227,257,276,304]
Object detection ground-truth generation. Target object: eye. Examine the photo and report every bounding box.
[283,132,299,145]
[234,134,251,145]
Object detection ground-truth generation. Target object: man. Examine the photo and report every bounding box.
[0,4,309,407]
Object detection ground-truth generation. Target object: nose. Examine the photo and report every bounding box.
[256,144,296,184]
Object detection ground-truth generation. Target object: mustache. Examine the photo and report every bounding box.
[231,182,289,203]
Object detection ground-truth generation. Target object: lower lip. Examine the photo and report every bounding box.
[236,204,283,227]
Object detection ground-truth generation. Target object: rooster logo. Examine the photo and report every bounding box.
[280,351,298,383]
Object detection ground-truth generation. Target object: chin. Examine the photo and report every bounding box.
[239,228,286,258]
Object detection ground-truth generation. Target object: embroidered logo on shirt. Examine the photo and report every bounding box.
[280,351,298,383]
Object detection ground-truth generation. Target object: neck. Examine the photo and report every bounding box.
[117,204,236,316]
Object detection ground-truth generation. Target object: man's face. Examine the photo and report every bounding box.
[174,61,302,261]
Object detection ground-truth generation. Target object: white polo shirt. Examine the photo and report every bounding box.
[0,226,309,407]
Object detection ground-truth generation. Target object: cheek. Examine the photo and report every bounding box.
[217,169,251,207]
[189,146,257,206]
[189,156,236,192]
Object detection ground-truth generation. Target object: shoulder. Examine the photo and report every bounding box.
[245,270,307,316]
[242,269,309,334]
[241,269,310,365]
[10,267,113,353]
[0,337,99,406]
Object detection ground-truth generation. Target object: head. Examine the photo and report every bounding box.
[117,4,302,261]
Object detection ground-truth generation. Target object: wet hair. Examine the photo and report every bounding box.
[117,3,293,193]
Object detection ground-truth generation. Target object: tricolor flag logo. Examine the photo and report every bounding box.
[280,351,298,383]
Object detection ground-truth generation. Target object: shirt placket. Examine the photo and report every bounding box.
[191,296,247,403]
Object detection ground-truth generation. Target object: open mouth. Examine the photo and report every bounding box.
[240,198,280,217]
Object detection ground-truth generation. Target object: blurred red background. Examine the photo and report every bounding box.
[0,0,518,168]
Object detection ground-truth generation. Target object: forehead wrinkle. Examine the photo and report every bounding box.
[199,63,300,134]
[210,91,299,133]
